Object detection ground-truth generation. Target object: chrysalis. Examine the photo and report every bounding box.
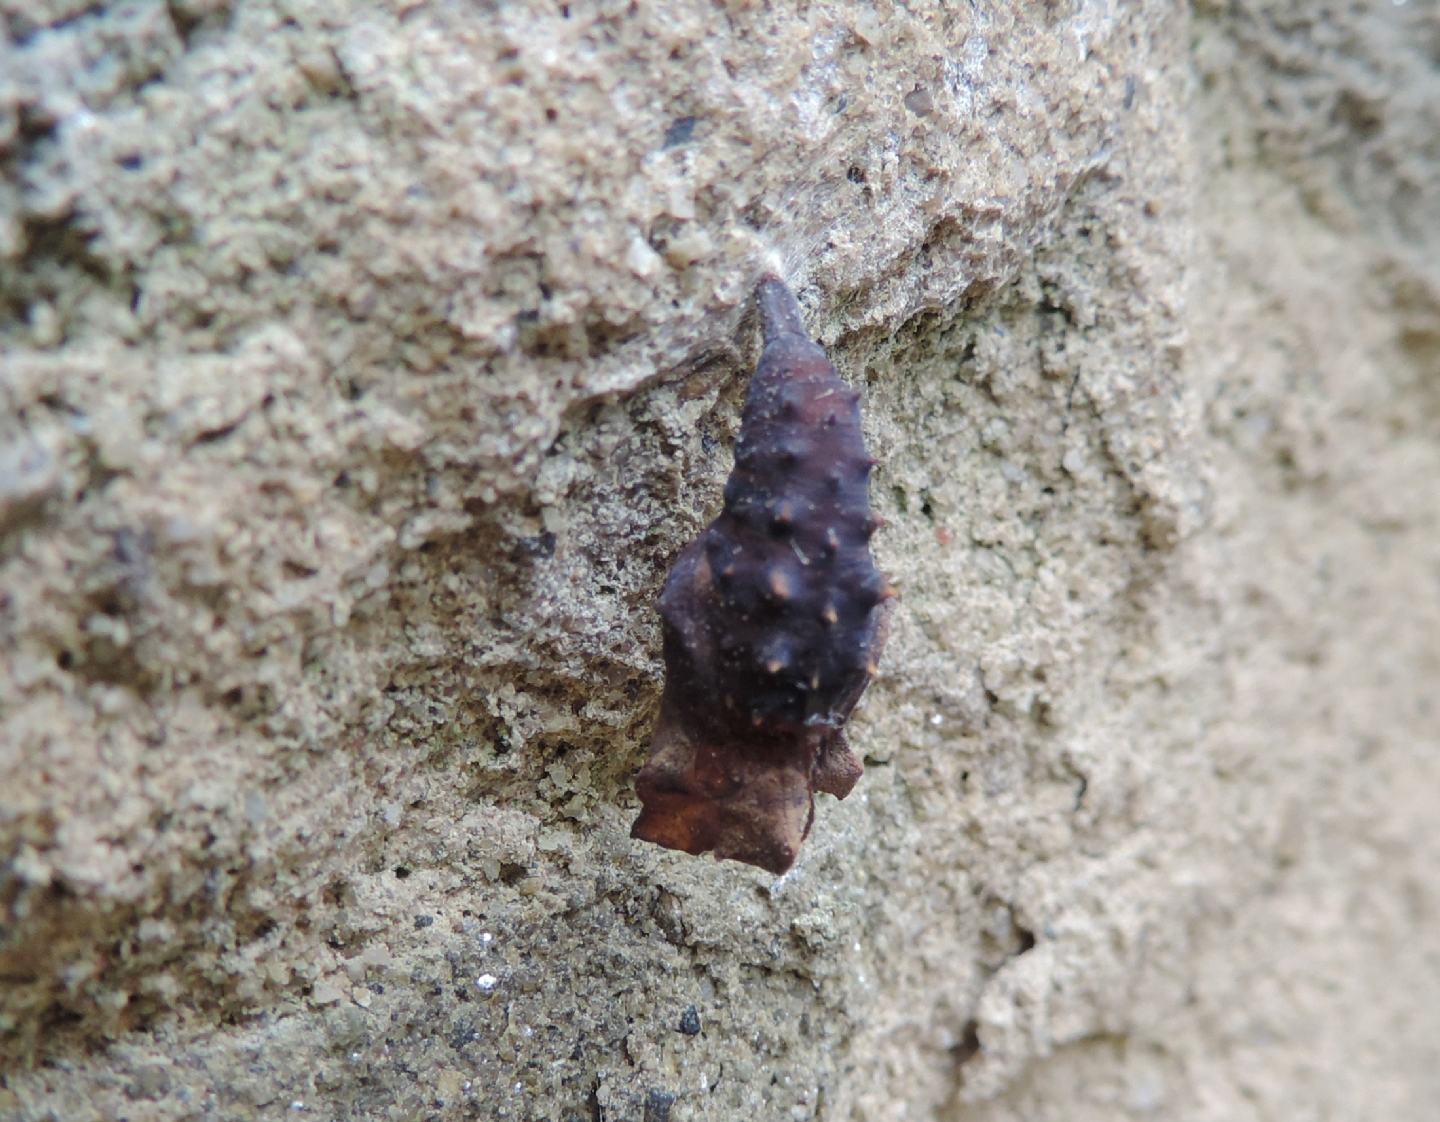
[631,276,891,873]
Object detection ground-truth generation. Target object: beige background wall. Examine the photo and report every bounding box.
[3,2,1438,1118]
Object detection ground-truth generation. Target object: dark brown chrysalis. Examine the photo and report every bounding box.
[631,275,891,873]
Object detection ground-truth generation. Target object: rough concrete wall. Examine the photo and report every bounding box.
[2,1,1437,1119]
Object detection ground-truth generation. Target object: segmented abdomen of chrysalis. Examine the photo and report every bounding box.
[690,277,885,735]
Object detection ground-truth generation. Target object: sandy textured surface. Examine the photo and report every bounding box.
[3,1,1438,1119]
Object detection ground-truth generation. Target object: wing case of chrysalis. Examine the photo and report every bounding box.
[631,275,891,873]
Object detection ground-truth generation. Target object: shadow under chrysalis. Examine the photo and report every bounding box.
[631,275,891,873]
